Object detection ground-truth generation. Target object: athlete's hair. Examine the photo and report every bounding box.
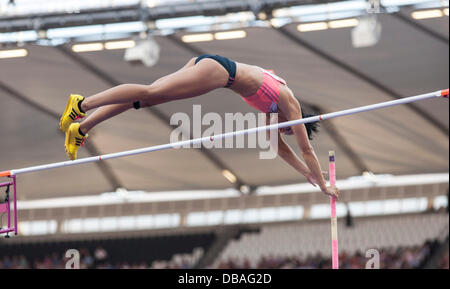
[301,106,320,140]
[281,107,320,140]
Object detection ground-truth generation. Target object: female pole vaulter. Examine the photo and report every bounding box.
[59,54,339,198]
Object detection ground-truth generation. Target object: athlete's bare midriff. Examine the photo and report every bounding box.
[229,62,264,97]
[230,62,291,105]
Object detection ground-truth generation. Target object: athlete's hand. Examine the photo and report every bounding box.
[323,186,339,199]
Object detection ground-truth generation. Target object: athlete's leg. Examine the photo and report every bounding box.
[78,92,176,134]
[80,58,228,112]
[79,103,133,134]
[145,57,197,87]
[78,58,199,134]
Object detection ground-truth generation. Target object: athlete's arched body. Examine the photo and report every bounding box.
[60,54,339,198]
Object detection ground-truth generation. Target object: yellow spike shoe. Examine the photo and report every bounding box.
[59,94,86,132]
[65,123,88,161]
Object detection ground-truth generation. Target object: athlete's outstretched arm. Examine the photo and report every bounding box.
[266,113,320,186]
[277,95,339,198]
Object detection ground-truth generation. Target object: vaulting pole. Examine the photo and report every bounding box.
[329,151,339,269]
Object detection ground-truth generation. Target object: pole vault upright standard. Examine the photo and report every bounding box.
[0,89,448,236]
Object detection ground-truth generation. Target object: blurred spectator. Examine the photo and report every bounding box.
[95,247,108,260]
[345,203,353,228]
[438,248,449,269]
[94,246,108,267]
[80,248,94,269]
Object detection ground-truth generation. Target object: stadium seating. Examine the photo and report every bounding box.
[214,212,449,268]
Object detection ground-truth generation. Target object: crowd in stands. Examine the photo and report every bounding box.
[0,247,146,269]
[0,246,201,269]
[216,241,437,269]
[1,240,447,269]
